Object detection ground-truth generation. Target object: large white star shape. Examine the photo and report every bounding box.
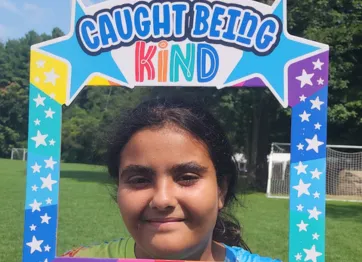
[26,236,43,254]
[40,213,52,224]
[299,94,307,102]
[305,135,324,153]
[308,207,322,220]
[49,139,56,146]
[312,232,320,240]
[296,69,314,88]
[29,199,42,212]
[299,111,311,122]
[297,204,304,211]
[44,245,51,252]
[293,179,311,197]
[295,253,302,261]
[313,191,321,199]
[44,68,60,86]
[311,168,322,179]
[31,185,38,192]
[29,224,37,231]
[34,118,41,126]
[44,156,57,170]
[294,161,308,175]
[303,245,322,262]
[297,143,304,150]
[36,60,45,68]
[31,162,42,173]
[297,220,309,232]
[317,77,324,85]
[31,130,48,148]
[312,58,324,70]
[40,174,57,191]
[310,96,325,110]
[45,108,55,119]
[45,197,52,205]
[33,94,46,107]
[314,122,322,130]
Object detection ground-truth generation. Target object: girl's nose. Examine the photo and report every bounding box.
[149,177,177,210]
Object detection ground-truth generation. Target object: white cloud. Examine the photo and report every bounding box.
[0,0,21,14]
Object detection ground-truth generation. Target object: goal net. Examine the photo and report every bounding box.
[10,148,27,161]
[266,143,362,202]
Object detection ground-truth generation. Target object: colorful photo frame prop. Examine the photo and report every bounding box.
[23,0,329,261]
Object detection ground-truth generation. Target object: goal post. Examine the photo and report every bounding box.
[10,148,28,161]
[267,143,362,202]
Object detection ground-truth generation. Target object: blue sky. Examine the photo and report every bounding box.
[0,0,106,42]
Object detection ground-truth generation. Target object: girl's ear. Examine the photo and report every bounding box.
[218,178,228,210]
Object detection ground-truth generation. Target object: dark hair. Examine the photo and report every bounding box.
[107,96,250,251]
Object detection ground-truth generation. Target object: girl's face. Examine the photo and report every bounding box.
[117,125,225,259]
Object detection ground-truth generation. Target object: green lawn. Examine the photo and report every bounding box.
[1,158,361,261]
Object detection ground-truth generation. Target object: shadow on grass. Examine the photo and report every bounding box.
[326,203,362,223]
[60,170,115,185]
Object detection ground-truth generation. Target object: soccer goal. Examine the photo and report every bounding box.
[266,143,362,202]
[10,148,28,161]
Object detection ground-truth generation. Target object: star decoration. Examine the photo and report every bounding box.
[26,236,43,254]
[317,77,324,86]
[299,111,311,122]
[296,69,314,88]
[313,191,320,199]
[44,68,60,86]
[40,174,57,191]
[34,76,40,83]
[297,204,304,211]
[311,168,322,179]
[303,245,322,262]
[297,143,304,150]
[308,207,322,220]
[294,161,308,175]
[36,60,45,68]
[30,224,37,231]
[34,118,41,126]
[49,139,56,146]
[314,123,322,130]
[44,156,57,170]
[40,213,52,224]
[31,162,42,173]
[31,185,38,192]
[44,245,51,252]
[49,93,56,99]
[305,135,324,153]
[299,94,307,102]
[44,108,55,119]
[45,198,52,205]
[33,94,46,107]
[31,130,48,148]
[297,220,309,232]
[312,58,324,70]
[310,96,325,110]
[312,233,320,240]
[29,199,42,212]
[293,179,311,197]
[295,253,302,261]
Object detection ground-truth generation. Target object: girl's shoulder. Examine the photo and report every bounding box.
[61,237,136,258]
[224,245,282,262]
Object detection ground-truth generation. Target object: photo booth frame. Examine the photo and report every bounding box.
[22,0,329,261]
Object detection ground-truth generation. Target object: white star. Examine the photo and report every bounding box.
[293,179,311,197]
[33,94,46,107]
[36,60,45,68]
[31,162,42,173]
[44,156,57,170]
[297,143,304,150]
[45,108,55,119]
[34,76,40,83]
[44,245,51,252]
[49,139,56,146]
[312,58,324,70]
[308,206,322,220]
[44,68,60,86]
[305,135,324,153]
[299,94,307,102]
[49,93,56,99]
[31,185,38,192]
[31,130,48,148]
[297,220,309,232]
[26,236,43,254]
[294,161,308,175]
[29,224,37,231]
[312,233,320,240]
[311,168,322,179]
[314,123,322,130]
[295,253,302,261]
[310,96,325,110]
[296,69,314,88]
[299,111,311,122]
[317,77,324,85]
[40,174,57,191]
[29,199,42,212]
[40,213,52,224]
[34,118,41,126]
[313,191,320,199]
[297,204,304,211]
[45,197,52,205]
[303,245,322,262]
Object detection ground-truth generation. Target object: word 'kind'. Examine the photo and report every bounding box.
[76,1,282,56]
[135,41,219,83]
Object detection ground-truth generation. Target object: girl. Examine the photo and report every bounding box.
[62,97,281,262]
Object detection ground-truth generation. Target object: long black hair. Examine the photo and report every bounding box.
[106,96,250,251]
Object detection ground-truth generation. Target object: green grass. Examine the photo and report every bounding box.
[1,158,362,261]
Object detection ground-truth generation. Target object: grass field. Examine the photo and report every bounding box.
[1,158,362,262]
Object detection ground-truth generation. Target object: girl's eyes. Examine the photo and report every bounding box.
[126,174,199,188]
[177,174,199,187]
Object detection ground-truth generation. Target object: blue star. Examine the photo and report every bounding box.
[224,0,323,107]
[37,0,127,105]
